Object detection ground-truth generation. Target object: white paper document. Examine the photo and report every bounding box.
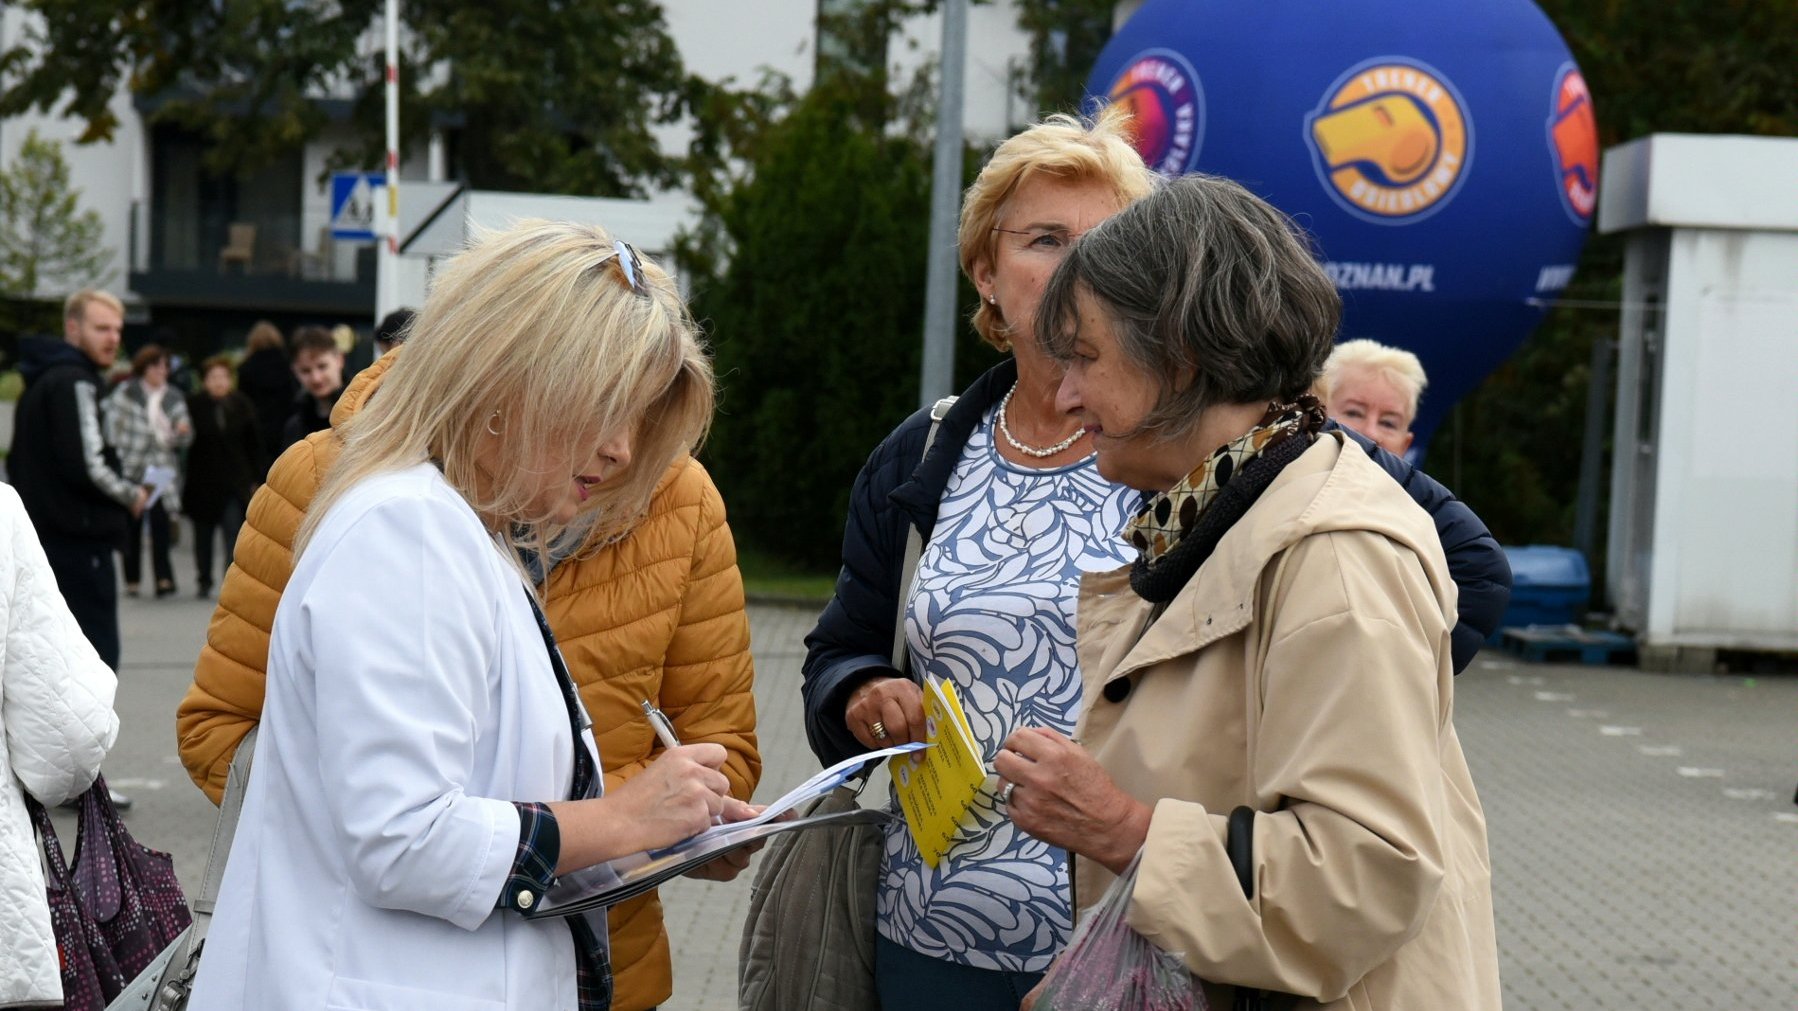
[141,464,178,511]
[526,742,928,917]
[672,740,928,849]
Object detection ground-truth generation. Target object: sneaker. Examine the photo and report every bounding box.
[108,788,133,812]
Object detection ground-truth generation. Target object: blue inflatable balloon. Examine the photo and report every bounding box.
[1088,0,1597,455]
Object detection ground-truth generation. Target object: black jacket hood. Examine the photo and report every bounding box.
[17,335,95,386]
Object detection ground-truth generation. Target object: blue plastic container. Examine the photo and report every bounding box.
[1498,545,1591,631]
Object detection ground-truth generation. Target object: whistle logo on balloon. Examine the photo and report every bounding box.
[1306,58,1472,224]
[1547,63,1598,225]
[1106,48,1206,176]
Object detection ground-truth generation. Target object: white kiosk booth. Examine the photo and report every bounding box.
[382,183,698,316]
[1598,134,1798,668]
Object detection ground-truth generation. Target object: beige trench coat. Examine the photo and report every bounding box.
[1071,433,1501,1010]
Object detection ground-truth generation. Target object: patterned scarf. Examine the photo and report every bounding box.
[1126,396,1328,603]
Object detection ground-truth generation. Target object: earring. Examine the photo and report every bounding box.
[486,412,502,436]
[987,294,997,304]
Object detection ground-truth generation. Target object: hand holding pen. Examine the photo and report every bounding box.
[640,698,780,877]
[643,699,746,828]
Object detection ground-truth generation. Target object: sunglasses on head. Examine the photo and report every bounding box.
[603,239,648,297]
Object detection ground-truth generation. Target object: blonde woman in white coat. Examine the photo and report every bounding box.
[187,222,746,1011]
[0,481,121,1007]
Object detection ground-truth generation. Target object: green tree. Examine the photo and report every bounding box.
[1539,0,1798,142]
[1426,0,1798,562]
[681,0,1002,570]
[0,0,693,195]
[685,80,936,569]
[0,130,113,327]
[1012,0,1115,114]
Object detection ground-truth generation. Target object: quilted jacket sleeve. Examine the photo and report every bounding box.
[1,485,118,805]
[72,379,138,506]
[176,434,325,803]
[624,462,760,801]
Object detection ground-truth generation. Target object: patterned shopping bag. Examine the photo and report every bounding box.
[1032,855,1206,1011]
[25,793,127,1011]
[71,775,193,987]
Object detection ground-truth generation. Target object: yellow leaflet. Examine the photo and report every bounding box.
[890,676,989,867]
[939,681,977,752]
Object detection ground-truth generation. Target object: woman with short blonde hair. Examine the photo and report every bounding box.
[957,105,1158,352]
[244,320,285,354]
[802,108,1159,1008]
[189,221,744,1011]
[238,319,296,459]
[1319,338,1428,456]
[184,355,262,597]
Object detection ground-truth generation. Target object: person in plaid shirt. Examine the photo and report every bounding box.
[103,344,193,597]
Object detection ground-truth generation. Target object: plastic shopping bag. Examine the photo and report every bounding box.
[1033,854,1206,1011]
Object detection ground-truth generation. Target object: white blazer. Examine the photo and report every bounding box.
[0,482,119,1006]
[189,464,604,1011]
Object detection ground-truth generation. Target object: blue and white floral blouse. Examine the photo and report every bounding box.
[874,405,1135,973]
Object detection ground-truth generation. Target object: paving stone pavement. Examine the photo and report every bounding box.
[94,545,1796,1009]
[1454,656,1797,1009]
[660,611,1798,1010]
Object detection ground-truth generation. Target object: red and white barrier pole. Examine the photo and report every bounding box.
[377,0,400,322]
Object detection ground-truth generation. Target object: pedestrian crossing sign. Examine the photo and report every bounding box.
[330,172,386,241]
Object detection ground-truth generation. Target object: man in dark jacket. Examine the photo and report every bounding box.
[9,289,146,670]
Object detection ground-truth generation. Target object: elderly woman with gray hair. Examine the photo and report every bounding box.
[804,110,1507,1011]
[1001,174,1501,1010]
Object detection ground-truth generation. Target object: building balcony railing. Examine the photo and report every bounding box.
[131,209,377,315]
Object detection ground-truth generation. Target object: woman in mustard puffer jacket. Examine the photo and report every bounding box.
[175,345,759,1011]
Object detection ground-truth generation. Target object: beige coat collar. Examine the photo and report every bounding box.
[1079,433,1456,690]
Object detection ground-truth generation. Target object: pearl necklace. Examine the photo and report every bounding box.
[997,382,1087,458]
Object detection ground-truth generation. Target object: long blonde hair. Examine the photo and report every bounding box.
[295,219,714,576]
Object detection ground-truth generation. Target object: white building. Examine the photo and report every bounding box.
[1598,133,1798,663]
[0,1,1035,347]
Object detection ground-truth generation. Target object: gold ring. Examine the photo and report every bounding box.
[871,720,888,740]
